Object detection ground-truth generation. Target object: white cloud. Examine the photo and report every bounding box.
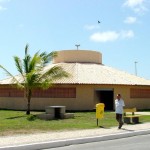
[0,0,10,3]
[121,30,134,38]
[0,0,10,11]
[90,31,119,42]
[123,0,148,14]
[0,5,6,11]
[124,0,144,7]
[90,30,134,42]
[84,25,100,30]
[124,16,137,24]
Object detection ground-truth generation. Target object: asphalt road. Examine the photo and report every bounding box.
[44,134,150,150]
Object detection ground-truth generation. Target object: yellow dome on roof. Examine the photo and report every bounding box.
[53,50,102,64]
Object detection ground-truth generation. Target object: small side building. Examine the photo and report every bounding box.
[0,50,150,111]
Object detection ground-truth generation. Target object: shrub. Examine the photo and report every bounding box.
[27,115,37,121]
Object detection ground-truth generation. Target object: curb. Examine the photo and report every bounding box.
[0,129,150,150]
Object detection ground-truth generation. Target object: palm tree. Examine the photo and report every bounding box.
[0,44,69,115]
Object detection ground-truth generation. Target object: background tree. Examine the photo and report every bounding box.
[0,44,69,115]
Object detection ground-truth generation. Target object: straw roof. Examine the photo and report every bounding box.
[52,63,150,85]
[1,62,150,86]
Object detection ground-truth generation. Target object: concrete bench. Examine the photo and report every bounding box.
[37,106,74,120]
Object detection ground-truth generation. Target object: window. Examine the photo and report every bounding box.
[130,88,150,98]
[33,88,76,98]
[0,87,76,98]
[0,88,24,97]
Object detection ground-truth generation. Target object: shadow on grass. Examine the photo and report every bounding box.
[98,126,110,129]
[6,115,26,119]
[99,126,105,128]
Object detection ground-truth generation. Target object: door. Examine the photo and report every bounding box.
[96,89,114,110]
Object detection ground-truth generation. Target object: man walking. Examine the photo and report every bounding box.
[115,94,125,129]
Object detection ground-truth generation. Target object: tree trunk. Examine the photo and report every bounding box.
[26,89,32,115]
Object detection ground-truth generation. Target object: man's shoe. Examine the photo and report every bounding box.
[118,123,124,129]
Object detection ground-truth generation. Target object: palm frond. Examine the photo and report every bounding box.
[0,65,24,89]
[23,55,31,73]
[14,56,24,75]
[25,70,41,87]
[40,51,57,66]
[28,52,42,72]
[39,79,53,89]
[25,44,29,56]
[38,65,69,83]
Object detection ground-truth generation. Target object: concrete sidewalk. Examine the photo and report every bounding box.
[0,122,150,150]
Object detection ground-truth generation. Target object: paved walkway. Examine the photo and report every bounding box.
[0,122,150,149]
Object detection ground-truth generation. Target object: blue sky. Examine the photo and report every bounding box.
[0,0,150,80]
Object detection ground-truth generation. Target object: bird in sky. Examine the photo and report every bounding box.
[98,20,101,24]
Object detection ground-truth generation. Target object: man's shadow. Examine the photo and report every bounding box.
[120,128,135,131]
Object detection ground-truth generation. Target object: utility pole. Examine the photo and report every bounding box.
[134,61,138,76]
[75,44,80,50]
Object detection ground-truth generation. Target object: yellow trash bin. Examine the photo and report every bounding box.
[96,103,105,126]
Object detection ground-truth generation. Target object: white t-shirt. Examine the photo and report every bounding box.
[115,99,125,114]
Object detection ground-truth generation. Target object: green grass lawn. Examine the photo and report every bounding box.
[0,110,150,136]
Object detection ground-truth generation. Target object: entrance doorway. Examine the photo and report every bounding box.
[96,89,114,110]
